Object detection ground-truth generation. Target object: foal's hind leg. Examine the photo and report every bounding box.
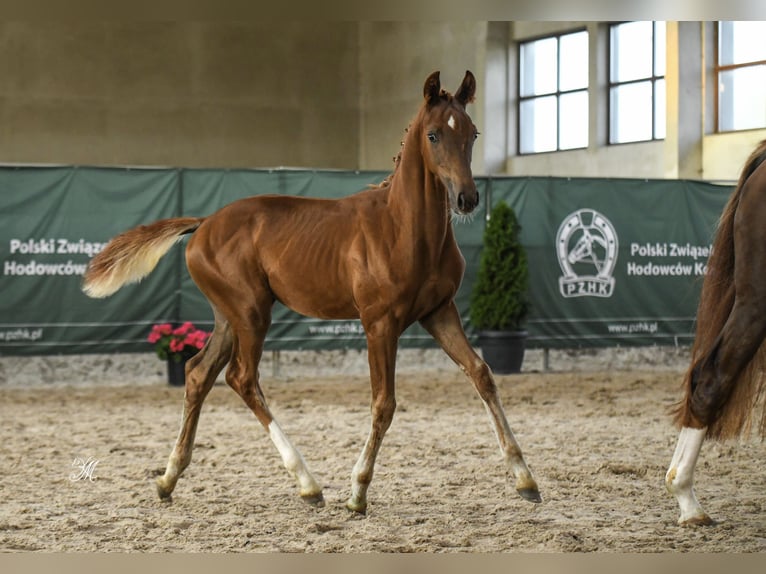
[420,301,541,504]
[157,311,233,500]
[225,303,324,507]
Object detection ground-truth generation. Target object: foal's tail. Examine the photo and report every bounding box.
[673,140,766,440]
[82,217,205,298]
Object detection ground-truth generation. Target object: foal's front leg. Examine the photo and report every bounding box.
[346,324,398,514]
[421,302,541,503]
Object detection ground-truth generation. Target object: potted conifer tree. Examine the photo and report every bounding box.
[469,201,529,374]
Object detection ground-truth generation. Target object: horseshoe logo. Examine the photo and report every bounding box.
[556,209,618,298]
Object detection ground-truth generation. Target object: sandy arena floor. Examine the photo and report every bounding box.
[1,350,765,552]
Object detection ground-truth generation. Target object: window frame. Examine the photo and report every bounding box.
[607,21,666,145]
[714,21,766,133]
[516,28,589,155]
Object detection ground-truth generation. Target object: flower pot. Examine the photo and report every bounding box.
[166,358,187,386]
[477,330,527,374]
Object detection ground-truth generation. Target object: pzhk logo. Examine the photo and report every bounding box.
[556,209,618,298]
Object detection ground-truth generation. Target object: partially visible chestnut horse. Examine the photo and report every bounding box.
[667,139,766,525]
[83,71,540,514]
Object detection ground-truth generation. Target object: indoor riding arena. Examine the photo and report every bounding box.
[2,21,766,556]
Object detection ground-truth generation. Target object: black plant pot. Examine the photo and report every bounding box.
[476,330,527,374]
[166,358,188,386]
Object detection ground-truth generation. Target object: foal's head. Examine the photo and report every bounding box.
[420,70,480,215]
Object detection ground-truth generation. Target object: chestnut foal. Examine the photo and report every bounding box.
[83,70,540,513]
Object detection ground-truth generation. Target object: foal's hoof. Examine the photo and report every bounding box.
[156,478,173,501]
[517,487,542,504]
[301,492,326,508]
[345,498,367,515]
[679,513,715,527]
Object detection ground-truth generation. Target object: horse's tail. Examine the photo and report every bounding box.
[82,217,205,298]
[673,139,766,440]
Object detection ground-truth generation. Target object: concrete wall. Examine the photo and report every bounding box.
[1,21,764,181]
[703,131,766,181]
[0,22,360,168]
[357,22,489,172]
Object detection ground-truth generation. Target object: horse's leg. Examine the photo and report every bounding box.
[225,302,324,507]
[346,323,398,514]
[420,301,541,503]
[665,427,711,525]
[667,302,766,525]
[666,311,766,527]
[689,306,766,426]
[156,310,232,500]
[667,184,766,525]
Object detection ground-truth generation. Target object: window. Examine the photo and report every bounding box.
[716,21,766,132]
[518,30,589,154]
[609,21,666,144]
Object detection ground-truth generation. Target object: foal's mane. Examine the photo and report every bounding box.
[367,146,404,189]
[367,132,405,191]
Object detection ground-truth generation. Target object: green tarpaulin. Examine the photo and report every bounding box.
[0,166,733,355]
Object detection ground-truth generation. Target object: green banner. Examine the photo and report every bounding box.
[489,177,731,348]
[0,166,733,355]
[0,167,180,354]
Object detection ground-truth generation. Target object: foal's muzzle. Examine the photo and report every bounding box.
[457,189,479,214]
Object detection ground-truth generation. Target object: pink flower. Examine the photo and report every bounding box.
[147,323,172,343]
[173,322,194,336]
[148,321,211,360]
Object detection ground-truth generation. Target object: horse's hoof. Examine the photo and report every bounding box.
[345,499,367,515]
[517,487,542,503]
[679,513,715,527]
[156,478,173,501]
[301,492,326,508]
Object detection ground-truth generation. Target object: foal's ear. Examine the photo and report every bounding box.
[423,70,441,106]
[455,70,476,107]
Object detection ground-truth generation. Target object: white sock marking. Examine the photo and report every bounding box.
[268,420,321,497]
[666,426,708,523]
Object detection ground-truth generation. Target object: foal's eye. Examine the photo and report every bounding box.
[474,131,480,140]
[427,132,438,143]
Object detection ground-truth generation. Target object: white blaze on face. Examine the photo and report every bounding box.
[447,114,456,130]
